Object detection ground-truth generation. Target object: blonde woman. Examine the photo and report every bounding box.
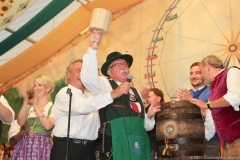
[12,75,54,160]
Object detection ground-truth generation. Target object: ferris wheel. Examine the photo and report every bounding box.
[144,0,240,99]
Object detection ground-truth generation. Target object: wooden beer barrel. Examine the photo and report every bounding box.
[156,101,205,160]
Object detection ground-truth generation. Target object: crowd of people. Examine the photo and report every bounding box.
[0,30,240,160]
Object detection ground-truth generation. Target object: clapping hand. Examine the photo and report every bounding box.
[22,83,29,104]
[147,100,161,119]
[176,88,193,101]
[140,85,150,100]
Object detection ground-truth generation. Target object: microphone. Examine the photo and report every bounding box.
[127,74,133,83]
[66,88,72,160]
[66,88,72,96]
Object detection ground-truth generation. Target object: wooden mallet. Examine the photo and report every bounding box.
[89,8,112,49]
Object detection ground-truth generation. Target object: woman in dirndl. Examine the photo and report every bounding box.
[11,75,54,160]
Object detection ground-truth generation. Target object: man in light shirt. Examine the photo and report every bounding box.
[50,59,129,160]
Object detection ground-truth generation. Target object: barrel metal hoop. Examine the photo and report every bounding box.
[162,101,198,108]
[157,113,202,121]
[161,150,204,158]
[158,137,204,146]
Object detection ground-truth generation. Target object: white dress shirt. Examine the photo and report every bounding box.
[53,84,113,140]
[223,67,240,111]
[0,95,15,124]
[81,48,155,131]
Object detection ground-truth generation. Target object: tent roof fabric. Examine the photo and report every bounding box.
[0,0,143,87]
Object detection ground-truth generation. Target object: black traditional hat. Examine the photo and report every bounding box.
[101,51,133,77]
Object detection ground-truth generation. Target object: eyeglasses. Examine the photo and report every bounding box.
[129,94,139,102]
[109,62,129,69]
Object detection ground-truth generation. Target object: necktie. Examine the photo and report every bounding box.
[129,92,140,113]
[129,102,139,113]
[130,102,139,113]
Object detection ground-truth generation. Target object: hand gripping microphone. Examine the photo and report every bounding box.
[127,74,133,83]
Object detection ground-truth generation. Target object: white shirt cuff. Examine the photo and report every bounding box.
[144,114,155,131]
[87,47,98,55]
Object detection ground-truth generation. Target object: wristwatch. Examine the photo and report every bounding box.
[207,101,212,110]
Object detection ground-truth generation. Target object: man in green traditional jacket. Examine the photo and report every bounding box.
[81,30,160,160]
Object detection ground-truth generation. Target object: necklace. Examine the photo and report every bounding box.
[27,116,38,136]
[26,102,48,136]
